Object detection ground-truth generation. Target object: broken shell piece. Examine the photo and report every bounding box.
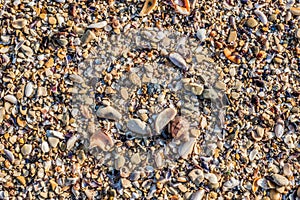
[179,137,196,159]
[155,107,177,133]
[89,130,114,151]
[223,48,241,64]
[139,0,157,16]
[171,0,191,15]
[127,118,148,135]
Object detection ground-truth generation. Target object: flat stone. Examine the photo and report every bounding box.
[129,73,141,86]
[81,30,96,45]
[20,45,33,57]
[190,83,204,95]
[272,174,289,186]
[48,137,60,148]
[115,156,125,170]
[155,107,177,133]
[130,153,141,164]
[21,144,32,155]
[246,18,258,28]
[179,137,196,159]
[4,95,17,104]
[12,19,28,29]
[25,82,34,97]
[169,52,188,70]
[215,81,226,90]
[127,119,148,135]
[96,106,122,121]
[228,30,237,43]
[4,149,14,163]
[41,141,50,153]
[87,21,107,29]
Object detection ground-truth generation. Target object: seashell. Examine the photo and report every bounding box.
[20,44,33,57]
[4,149,15,163]
[66,135,79,150]
[257,178,271,189]
[223,177,239,189]
[286,0,295,9]
[139,0,157,16]
[283,134,295,149]
[254,10,268,25]
[178,137,196,159]
[4,95,17,104]
[21,144,32,155]
[155,107,177,133]
[249,149,258,161]
[25,82,34,97]
[89,130,114,151]
[190,189,205,200]
[154,152,164,168]
[47,130,64,139]
[87,21,107,29]
[275,119,284,138]
[169,52,188,70]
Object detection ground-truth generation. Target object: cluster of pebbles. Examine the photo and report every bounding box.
[0,0,299,199]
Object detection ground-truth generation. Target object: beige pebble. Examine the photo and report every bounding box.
[12,19,28,29]
[155,107,177,133]
[228,30,237,43]
[49,16,57,25]
[246,18,258,28]
[21,144,32,155]
[290,7,300,15]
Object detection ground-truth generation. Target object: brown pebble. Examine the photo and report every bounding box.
[49,16,57,25]
[246,18,258,28]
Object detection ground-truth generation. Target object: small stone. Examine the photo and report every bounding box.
[190,189,205,200]
[271,174,289,186]
[21,144,32,155]
[25,82,34,97]
[129,73,141,86]
[188,169,204,185]
[155,107,177,133]
[4,95,17,104]
[270,189,281,200]
[297,186,300,197]
[178,184,188,193]
[66,135,78,150]
[56,38,68,46]
[228,30,237,43]
[246,18,258,28]
[81,30,96,45]
[215,81,226,90]
[127,119,148,135]
[49,16,57,25]
[121,178,132,189]
[196,28,206,42]
[296,29,300,39]
[290,7,300,16]
[275,120,284,138]
[87,21,107,29]
[16,176,26,186]
[130,153,141,164]
[49,179,58,191]
[115,156,125,170]
[69,74,84,83]
[190,83,204,95]
[252,126,264,141]
[169,52,188,70]
[205,173,218,184]
[120,87,129,100]
[20,45,33,57]
[48,137,60,148]
[96,106,122,121]
[45,57,54,68]
[12,19,28,29]
[41,141,50,153]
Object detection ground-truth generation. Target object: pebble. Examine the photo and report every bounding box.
[296,29,300,39]
[215,81,226,90]
[25,82,34,97]
[246,18,258,28]
[96,106,122,121]
[48,16,57,25]
[190,83,204,95]
[269,190,281,200]
[169,52,188,70]
[188,169,204,185]
[254,10,268,25]
[69,74,84,83]
[89,130,114,150]
[20,45,33,57]
[196,28,206,42]
[66,135,78,150]
[16,176,26,186]
[130,153,141,164]
[275,120,284,138]
[155,107,177,133]
[127,119,148,135]
[4,95,17,104]
[48,136,60,148]
[81,30,96,45]
[21,144,32,156]
[190,189,205,200]
[12,19,27,29]
[205,173,218,184]
[290,7,300,15]
[228,30,237,43]
[41,141,50,153]
[115,156,125,170]
[271,174,289,186]
[87,21,107,29]
[129,73,141,86]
